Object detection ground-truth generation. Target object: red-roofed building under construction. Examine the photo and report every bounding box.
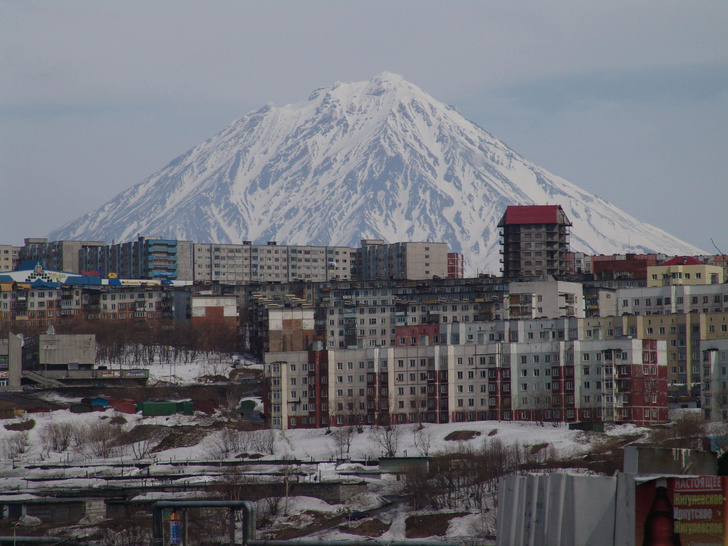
[498,205,572,279]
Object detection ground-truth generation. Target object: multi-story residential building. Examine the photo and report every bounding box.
[701,338,728,421]
[566,252,592,275]
[173,293,239,328]
[646,256,724,287]
[192,242,357,284]
[616,283,728,316]
[94,286,176,323]
[19,238,106,274]
[263,317,668,429]
[498,205,571,279]
[246,276,510,355]
[696,254,728,278]
[359,240,450,280]
[0,245,21,272]
[583,286,617,318]
[579,312,728,400]
[506,281,584,319]
[592,254,659,282]
[447,253,464,279]
[0,266,178,330]
[82,237,193,281]
[23,236,459,284]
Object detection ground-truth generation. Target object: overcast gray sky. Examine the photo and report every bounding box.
[2,1,727,254]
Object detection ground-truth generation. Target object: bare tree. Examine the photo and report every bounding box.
[413,424,432,456]
[207,428,242,459]
[40,422,74,453]
[242,429,276,455]
[370,424,401,457]
[331,426,356,458]
[1,431,30,460]
[81,422,120,459]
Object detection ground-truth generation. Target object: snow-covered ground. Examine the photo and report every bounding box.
[97,351,262,385]
[0,350,654,543]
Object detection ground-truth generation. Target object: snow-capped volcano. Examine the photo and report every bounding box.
[50,72,702,275]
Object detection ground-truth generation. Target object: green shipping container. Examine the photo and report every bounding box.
[138,401,177,416]
[239,400,256,412]
[176,401,194,416]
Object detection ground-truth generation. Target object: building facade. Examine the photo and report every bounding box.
[82,237,193,281]
[263,317,668,429]
[359,240,450,280]
[498,205,572,279]
[23,333,96,374]
[0,245,21,272]
[646,256,724,287]
[19,238,106,274]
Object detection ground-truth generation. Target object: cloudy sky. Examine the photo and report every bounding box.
[2,1,726,253]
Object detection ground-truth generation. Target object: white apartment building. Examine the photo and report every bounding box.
[507,281,585,319]
[192,242,356,284]
[264,317,668,429]
[616,284,728,316]
[0,245,21,272]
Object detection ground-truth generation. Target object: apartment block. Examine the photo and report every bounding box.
[616,283,728,316]
[498,205,571,279]
[20,238,106,274]
[359,240,450,280]
[507,281,584,319]
[447,253,464,278]
[263,317,668,429]
[0,280,177,330]
[646,256,724,287]
[192,242,356,284]
[580,312,728,400]
[82,237,193,281]
[247,277,509,353]
[0,245,21,272]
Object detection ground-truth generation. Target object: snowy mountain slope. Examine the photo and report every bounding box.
[49,72,703,275]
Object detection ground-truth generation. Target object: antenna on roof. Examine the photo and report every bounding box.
[711,238,726,259]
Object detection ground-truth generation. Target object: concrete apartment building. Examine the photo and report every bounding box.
[507,280,584,320]
[0,245,21,272]
[359,240,450,280]
[498,205,572,279]
[246,276,510,355]
[173,292,239,328]
[646,256,724,287]
[192,242,357,284]
[19,238,106,274]
[263,317,668,429]
[616,282,728,316]
[6,236,465,285]
[82,236,193,281]
[448,252,464,278]
[580,311,728,399]
[0,278,178,330]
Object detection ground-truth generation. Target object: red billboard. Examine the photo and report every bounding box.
[636,476,726,545]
